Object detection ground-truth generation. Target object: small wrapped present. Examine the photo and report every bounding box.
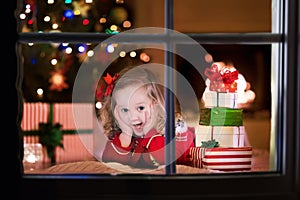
[199,107,243,126]
[204,63,239,93]
[203,91,238,108]
[195,125,245,147]
[189,146,252,171]
[202,147,252,171]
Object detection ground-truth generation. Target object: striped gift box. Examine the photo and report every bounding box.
[202,147,252,171]
[22,103,94,131]
[189,146,205,168]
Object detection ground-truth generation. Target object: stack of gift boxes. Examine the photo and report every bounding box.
[189,63,253,171]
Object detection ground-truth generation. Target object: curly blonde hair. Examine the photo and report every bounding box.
[97,66,166,139]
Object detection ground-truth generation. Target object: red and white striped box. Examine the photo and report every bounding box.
[202,147,252,171]
[189,146,252,171]
[189,146,205,168]
[21,103,94,131]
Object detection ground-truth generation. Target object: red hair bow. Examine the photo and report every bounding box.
[96,73,119,101]
[103,73,119,96]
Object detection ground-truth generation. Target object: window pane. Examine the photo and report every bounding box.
[21,42,170,174]
[174,0,272,33]
[22,42,276,174]
[19,0,281,176]
[174,44,274,172]
[18,0,164,33]
[21,42,161,102]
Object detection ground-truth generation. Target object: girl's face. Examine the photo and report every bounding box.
[114,85,155,136]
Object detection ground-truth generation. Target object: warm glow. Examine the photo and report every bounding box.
[36,88,43,97]
[25,4,31,13]
[25,8,31,14]
[52,23,59,29]
[87,50,94,57]
[49,70,69,91]
[82,19,90,25]
[99,17,106,23]
[129,51,136,57]
[65,47,73,54]
[53,73,64,85]
[44,16,51,22]
[95,101,102,109]
[123,20,131,28]
[140,52,150,62]
[19,13,26,20]
[74,10,81,15]
[50,58,58,65]
[119,51,126,57]
[110,25,118,31]
[205,53,213,63]
[47,0,55,4]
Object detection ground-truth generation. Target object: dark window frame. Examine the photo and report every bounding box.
[12,0,300,199]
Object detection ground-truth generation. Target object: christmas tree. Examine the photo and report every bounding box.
[19,0,149,102]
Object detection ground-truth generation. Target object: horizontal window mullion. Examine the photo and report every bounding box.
[188,33,282,44]
[18,32,282,44]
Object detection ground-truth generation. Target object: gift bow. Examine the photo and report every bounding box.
[204,64,221,81]
[204,64,239,84]
[220,69,239,84]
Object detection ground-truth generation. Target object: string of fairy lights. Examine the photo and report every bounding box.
[19,0,151,101]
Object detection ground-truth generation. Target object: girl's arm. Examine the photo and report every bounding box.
[101,132,133,164]
[145,127,195,166]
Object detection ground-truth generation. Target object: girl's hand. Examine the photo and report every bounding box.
[143,103,156,133]
[114,106,133,147]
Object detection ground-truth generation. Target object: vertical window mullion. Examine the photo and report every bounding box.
[164,0,176,174]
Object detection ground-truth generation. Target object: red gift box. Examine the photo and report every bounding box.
[209,80,237,93]
[202,147,252,171]
[205,63,239,93]
[189,146,205,168]
[189,146,252,171]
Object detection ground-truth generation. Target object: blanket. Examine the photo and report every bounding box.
[25,149,269,174]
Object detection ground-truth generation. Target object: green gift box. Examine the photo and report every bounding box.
[199,107,243,126]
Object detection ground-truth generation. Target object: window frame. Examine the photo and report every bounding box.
[12,0,300,199]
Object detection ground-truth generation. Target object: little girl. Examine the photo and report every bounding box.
[96,66,195,168]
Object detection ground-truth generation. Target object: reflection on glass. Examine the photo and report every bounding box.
[23,143,43,170]
[21,43,274,174]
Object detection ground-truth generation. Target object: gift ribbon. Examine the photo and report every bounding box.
[204,64,239,84]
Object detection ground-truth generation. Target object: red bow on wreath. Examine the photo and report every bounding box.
[96,73,119,101]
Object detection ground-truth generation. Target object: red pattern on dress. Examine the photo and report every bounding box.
[102,127,195,168]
